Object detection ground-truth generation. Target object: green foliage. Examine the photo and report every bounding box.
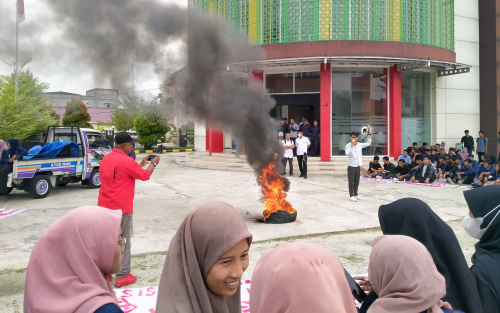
[179,121,194,133]
[45,104,60,124]
[62,98,92,128]
[0,71,58,140]
[111,96,148,131]
[134,108,169,148]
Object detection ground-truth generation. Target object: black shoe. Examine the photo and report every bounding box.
[289,173,294,177]
[304,176,307,179]
[299,174,304,177]
[282,172,286,176]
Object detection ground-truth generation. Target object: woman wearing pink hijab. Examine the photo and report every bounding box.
[368,235,457,313]
[24,206,125,313]
[250,242,358,313]
[156,201,253,313]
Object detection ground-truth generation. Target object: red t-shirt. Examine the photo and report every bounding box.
[98,149,151,214]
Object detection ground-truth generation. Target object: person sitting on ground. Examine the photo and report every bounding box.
[250,242,357,313]
[411,156,435,184]
[156,201,252,313]
[479,154,487,165]
[448,148,457,158]
[446,157,462,184]
[437,148,447,164]
[366,235,457,313]
[0,139,28,195]
[397,150,412,164]
[411,142,422,162]
[488,162,500,186]
[368,156,383,178]
[395,159,411,181]
[468,154,478,170]
[24,206,124,313]
[455,159,476,185]
[434,143,441,152]
[438,156,453,180]
[358,199,483,313]
[410,155,423,177]
[430,149,439,166]
[379,156,396,179]
[473,159,495,187]
[463,186,500,313]
[420,142,429,157]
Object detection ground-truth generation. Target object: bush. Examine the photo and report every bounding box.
[134,110,169,149]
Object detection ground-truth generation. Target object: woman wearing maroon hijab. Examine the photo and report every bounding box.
[24,206,124,313]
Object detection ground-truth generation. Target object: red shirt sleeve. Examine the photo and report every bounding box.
[121,158,151,181]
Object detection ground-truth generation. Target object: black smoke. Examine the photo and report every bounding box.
[31,1,287,183]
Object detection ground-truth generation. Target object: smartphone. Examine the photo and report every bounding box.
[344,269,367,303]
[148,154,158,161]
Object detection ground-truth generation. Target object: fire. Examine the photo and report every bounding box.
[258,162,296,220]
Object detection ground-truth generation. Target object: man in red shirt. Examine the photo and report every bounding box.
[98,132,160,287]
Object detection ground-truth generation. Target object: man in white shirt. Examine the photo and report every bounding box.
[345,131,372,202]
[295,131,311,179]
[281,132,294,176]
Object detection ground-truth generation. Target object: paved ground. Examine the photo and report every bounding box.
[0,152,478,311]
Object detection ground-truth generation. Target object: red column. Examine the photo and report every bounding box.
[389,65,402,159]
[320,63,332,161]
[206,128,223,154]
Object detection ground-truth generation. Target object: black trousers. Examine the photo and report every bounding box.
[281,158,293,175]
[291,138,297,156]
[297,154,307,177]
[347,166,360,197]
[310,137,319,156]
[0,163,13,194]
[462,174,474,184]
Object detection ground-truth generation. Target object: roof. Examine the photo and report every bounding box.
[45,91,82,96]
[52,107,112,124]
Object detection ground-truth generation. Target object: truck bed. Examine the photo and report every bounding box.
[14,158,86,179]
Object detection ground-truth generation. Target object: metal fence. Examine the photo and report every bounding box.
[164,131,195,148]
[190,0,455,51]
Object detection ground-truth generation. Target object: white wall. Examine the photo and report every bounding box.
[433,0,480,150]
[194,121,206,152]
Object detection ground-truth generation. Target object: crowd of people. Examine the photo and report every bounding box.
[22,186,500,313]
[362,130,500,188]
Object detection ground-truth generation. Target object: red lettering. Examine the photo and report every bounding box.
[138,289,143,296]
[149,310,155,313]
[121,290,133,297]
[146,287,157,296]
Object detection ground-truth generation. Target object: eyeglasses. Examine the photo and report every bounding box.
[118,237,126,252]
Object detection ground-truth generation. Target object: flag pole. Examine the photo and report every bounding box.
[15,0,19,103]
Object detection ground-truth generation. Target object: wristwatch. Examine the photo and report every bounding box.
[152,162,157,167]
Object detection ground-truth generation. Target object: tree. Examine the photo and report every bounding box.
[46,104,60,124]
[0,71,58,140]
[111,96,147,131]
[62,98,92,128]
[134,107,170,149]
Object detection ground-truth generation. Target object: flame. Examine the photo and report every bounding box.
[258,162,296,220]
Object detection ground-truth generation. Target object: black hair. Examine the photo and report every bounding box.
[484,159,490,165]
[468,154,474,158]
[412,142,418,146]
[416,155,424,161]
[464,159,470,164]
[303,118,308,121]
[383,156,389,161]
[423,142,428,146]
[350,132,359,137]
[398,159,404,163]
[479,130,484,134]
[451,156,458,162]
[374,156,380,160]
[449,148,455,152]
[423,155,430,160]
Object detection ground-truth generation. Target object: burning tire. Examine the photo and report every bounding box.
[261,210,297,224]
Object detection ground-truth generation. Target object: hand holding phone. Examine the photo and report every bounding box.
[345,270,368,303]
[148,154,158,161]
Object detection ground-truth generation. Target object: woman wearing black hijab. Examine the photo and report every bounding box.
[359,198,482,313]
[463,185,500,313]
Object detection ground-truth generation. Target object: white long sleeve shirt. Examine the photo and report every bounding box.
[345,139,372,167]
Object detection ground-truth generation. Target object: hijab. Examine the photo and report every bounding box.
[156,201,253,313]
[368,235,452,313]
[250,242,357,313]
[460,148,468,160]
[0,140,7,155]
[24,206,122,313]
[376,198,483,313]
[8,139,20,157]
[464,186,500,284]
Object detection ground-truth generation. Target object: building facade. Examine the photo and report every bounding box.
[45,88,119,109]
[192,0,491,160]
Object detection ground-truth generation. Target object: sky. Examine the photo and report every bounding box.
[0,0,188,99]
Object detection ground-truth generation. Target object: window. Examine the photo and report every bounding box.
[87,134,109,149]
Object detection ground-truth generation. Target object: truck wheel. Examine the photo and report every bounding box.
[29,176,52,199]
[88,169,101,189]
[0,187,13,196]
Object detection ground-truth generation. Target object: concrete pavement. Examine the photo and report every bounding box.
[0,152,477,311]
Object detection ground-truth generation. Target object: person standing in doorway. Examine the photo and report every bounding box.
[295,131,310,179]
[310,120,320,157]
[98,132,161,288]
[477,130,488,161]
[461,130,475,154]
[281,133,294,176]
[345,131,372,202]
[279,118,289,136]
[289,118,299,155]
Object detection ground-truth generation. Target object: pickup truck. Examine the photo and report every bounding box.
[5,126,109,199]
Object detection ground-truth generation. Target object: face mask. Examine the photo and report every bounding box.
[462,204,500,239]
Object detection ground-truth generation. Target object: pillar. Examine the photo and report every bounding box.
[206,128,223,154]
[389,65,402,159]
[320,63,332,161]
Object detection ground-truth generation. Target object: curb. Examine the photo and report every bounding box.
[135,149,195,153]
